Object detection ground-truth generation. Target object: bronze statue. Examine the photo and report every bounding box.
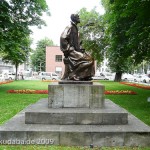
[60,14,95,81]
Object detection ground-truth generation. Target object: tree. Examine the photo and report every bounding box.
[123,0,150,64]
[31,38,54,72]
[0,0,50,53]
[2,37,32,80]
[102,0,150,81]
[0,0,50,78]
[78,8,105,64]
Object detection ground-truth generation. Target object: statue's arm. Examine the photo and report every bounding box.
[60,26,72,57]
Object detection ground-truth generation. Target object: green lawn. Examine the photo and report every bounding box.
[0,80,48,125]
[0,80,150,150]
[0,145,149,150]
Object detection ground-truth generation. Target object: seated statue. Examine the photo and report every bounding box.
[60,14,95,81]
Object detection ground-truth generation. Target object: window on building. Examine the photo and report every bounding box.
[55,55,62,62]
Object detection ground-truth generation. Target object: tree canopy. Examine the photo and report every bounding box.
[31,38,54,72]
[0,0,50,53]
[102,0,150,81]
[78,8,105,63]
[0,0,50,77]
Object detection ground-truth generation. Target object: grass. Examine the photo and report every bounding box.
[0,145,149,150]
[0,80,48,125]
[0,80,150,150]
[0,146,150,150]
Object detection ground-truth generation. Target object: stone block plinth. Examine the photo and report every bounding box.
[48,82,104,108]
[25,101,128,125]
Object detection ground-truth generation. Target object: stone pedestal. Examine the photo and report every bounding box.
[48,82,104,108]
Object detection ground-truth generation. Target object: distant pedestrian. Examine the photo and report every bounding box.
[20,72,24,80]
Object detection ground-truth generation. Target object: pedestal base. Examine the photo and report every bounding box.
[0,99,150,146]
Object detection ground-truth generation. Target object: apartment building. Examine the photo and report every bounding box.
[0,58,14,74]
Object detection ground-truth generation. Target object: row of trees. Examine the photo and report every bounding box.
[31,0,150,80]
[0,0,50,79]
[1,0,149,81]
[77,0,150,81]
[102,0,150,81]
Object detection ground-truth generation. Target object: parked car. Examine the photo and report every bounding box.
[122,73,134,81]
[92,72,110,80]
[103,72,115,81]
[0,73,16,81]
[133,74,142,82]
[38,72,60,80]
[6,73,16,80]
[133,74,150,83]
[92,75,106,80]
[0,74,6,81]
[141,75,150,83]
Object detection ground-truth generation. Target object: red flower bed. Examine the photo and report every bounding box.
[0,81,13,85]
[105,90,137,95]
[7,89,136,95]
[7,89,48,94]
[120,82,150,90]
[42,80,59,82]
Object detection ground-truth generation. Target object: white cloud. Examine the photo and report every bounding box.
[30,0,105,49]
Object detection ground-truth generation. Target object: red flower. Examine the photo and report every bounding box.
[7,89,48,94]
[35,90,48,94]
[105,90,137,95]
[42,80,59,82]
[120,82,150,90]
[0,81,13,85]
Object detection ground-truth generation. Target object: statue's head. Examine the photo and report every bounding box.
[70,14,80,24]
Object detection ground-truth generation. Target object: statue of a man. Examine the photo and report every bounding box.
[60,14,95,81]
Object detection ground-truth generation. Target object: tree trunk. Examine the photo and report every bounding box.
[114,72,122,82]
[15,63,19,80]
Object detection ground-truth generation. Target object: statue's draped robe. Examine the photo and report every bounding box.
[60,22,95,80]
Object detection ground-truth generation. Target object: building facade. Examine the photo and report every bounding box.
[0,57,29,75]
[46,46,65,76]
[0,58,14,74]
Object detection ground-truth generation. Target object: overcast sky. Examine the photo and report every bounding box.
[30,0,105,49]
